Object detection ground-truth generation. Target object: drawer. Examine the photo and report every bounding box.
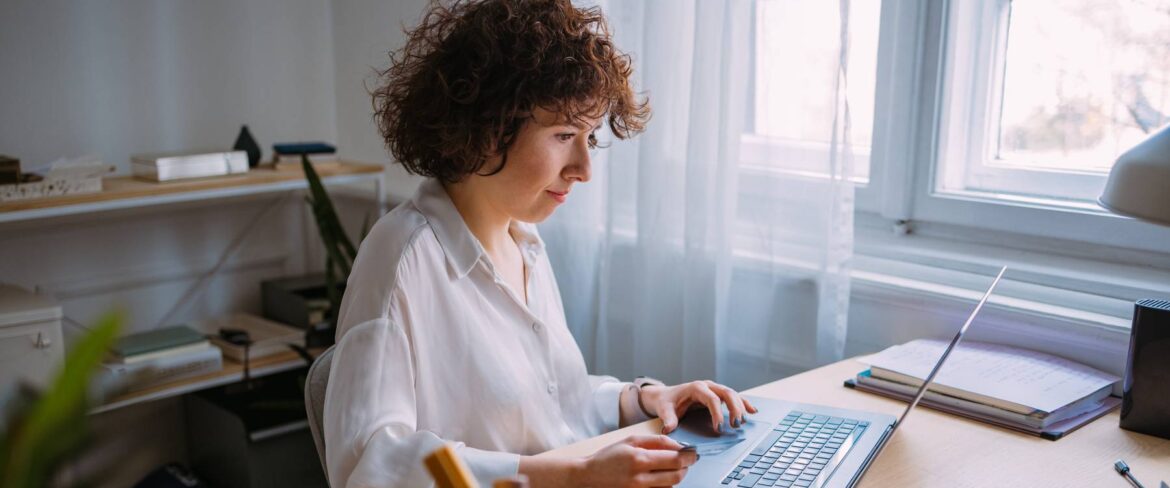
[0,320,64,391]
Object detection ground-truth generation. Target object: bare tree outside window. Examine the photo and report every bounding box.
[996,0,1170,172]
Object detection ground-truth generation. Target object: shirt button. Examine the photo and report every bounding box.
[532,322,543,333]
[547,383,558,394]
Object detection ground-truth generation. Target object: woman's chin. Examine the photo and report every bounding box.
[515,205,557,224]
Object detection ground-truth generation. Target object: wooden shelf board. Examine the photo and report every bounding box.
[0,162,383,223]
[89,348,324,415]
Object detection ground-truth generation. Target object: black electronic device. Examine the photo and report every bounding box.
[1119,298,1170,440]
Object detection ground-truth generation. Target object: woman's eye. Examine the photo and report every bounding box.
[557,133,575,142]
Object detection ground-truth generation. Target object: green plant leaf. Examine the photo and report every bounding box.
[1,311,122,488]
[301,155,358,266]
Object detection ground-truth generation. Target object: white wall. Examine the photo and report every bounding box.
[0,0,338,173]
[0,1,374,486]
[331,0,429,199]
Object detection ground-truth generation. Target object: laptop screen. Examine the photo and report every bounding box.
[889,266,1008,431]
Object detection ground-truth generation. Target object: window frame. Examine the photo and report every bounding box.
[868,0,1170,257]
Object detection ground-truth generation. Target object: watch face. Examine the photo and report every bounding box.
[636,377,664,388]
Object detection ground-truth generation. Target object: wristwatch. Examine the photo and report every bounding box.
[633,376,665,417]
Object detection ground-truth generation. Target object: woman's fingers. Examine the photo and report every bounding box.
[634,467,690,487]
[626,434,683,451]
[659,404,680,434]
[706,381,747,427]
[636,447,699,471]
[743,395,759,414]
[690,383,725,433]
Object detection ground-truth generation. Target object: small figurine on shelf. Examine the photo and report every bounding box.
[232,125,262,168]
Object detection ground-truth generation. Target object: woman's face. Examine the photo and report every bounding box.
[472,107,601,223]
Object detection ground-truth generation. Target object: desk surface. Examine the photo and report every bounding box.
[541,358,1170,487]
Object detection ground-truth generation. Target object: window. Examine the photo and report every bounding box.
[866,0,1170,257]
[744,0,882,184]
[936,0,1170,206]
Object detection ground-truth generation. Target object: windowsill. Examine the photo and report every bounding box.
[853,210,1170,334]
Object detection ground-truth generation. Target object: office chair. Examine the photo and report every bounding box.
[305,344,336,478]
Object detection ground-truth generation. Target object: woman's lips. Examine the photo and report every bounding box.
[546,190,568,203]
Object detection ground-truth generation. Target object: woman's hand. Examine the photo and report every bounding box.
[641,380,759,434]
[575,435,698,487]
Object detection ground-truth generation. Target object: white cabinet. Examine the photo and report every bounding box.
[0,284,64,394]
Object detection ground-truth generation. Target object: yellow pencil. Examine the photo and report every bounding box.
[424,444,479,488]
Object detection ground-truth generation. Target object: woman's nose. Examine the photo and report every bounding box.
[565,142,592,182]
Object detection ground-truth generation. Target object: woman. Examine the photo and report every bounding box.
[323,1,757,486]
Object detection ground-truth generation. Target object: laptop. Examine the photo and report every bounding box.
[671,266,1008,487]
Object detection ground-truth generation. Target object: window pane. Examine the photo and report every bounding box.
[996,0,1170,173]
[750,0,881,182]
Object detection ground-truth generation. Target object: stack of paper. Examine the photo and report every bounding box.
[847,339,1121,439]
[198,313,304,362]
[131,150,248,181]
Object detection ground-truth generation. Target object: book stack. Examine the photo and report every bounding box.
[199,313,304,361]
[100,325,223,395]
[271,142,339,170]
[846,339,1121,440]
[131,150,249,182]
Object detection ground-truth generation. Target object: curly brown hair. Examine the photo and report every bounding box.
[371,0,650,183]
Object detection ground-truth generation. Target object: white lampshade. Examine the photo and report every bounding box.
[1099,124,1170,227]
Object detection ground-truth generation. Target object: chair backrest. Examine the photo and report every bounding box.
[305,345,336,479]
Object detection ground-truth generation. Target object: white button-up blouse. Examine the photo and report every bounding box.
[323,179,637,487]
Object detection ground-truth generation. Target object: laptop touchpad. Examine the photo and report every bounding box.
[669,410,771,456]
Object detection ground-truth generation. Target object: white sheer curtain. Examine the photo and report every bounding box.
[543,0,857,390]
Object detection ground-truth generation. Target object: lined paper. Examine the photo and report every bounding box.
[864,339,1119,413]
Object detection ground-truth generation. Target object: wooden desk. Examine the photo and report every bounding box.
[541,358,1170,487]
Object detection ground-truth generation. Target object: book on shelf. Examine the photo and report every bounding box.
[271,153,341,170]
[198,313,304,362]
[272,142,336,156]
[109,325,208,360]
[98,345,223,396]
[845,339,1121,439]
[108,340,211,364]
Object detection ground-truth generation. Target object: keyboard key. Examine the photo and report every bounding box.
[738,474,762,487]
[722,476,734,485]
[751,432,783,455]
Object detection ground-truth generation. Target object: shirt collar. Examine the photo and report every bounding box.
[412,179,545,278]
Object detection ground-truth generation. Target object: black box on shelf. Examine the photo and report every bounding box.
[184,369,326,488]
[0,155,20,184]
[261,274,345,348]
[260,274,344,329]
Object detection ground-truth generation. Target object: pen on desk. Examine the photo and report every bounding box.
[1114,459,1146,488]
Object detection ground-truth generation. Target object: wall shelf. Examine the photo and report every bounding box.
[0,162,385,224]
[90,348,323,415]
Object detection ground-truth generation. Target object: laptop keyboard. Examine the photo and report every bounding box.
[721,411,868,487]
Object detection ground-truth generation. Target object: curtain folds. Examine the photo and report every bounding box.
[543,0,857,390]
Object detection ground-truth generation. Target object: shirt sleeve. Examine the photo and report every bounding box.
[588,374,630,431]
[323,317,520,488]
